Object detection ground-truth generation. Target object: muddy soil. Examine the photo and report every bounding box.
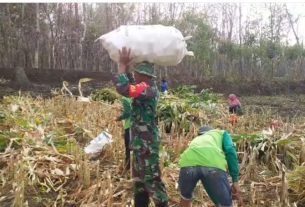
[241,95,305,119]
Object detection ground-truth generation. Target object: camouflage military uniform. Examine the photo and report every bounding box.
[113,63,169,207]
[117,96,132,169]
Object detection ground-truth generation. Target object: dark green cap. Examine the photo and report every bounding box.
[134,62,156,78]
[198,126,213,135]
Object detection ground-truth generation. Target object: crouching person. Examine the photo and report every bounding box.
[178,126,242,207]
[228,94,242,115]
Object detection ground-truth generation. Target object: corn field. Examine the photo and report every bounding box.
[1,83,305,207]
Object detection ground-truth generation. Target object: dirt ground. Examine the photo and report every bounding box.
[241,95,305,119]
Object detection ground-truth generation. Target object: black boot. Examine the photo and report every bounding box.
[134,191,149,207]
[156,202,169,207]
[124,128,131,169]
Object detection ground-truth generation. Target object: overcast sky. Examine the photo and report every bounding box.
[242,3,305,45]
[138,2,305,45]
[193,3,305,45]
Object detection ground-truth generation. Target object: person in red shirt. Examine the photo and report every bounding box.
[228,94,242,115]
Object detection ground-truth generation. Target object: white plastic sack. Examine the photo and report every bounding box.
[84,131,113,154]
[96,25,194,66]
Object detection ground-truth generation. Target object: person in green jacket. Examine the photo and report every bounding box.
[116,96,132,169]
[178,126,242,207]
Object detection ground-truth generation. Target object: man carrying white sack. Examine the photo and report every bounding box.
[112,47,169,207]
[97,25,194,67]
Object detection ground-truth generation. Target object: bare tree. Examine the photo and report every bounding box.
[238,3,243,78]
[285,4,300,45]
[34,3,40,69]
[79,3,86,70]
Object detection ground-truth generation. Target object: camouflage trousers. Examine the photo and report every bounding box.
[131,125,169,205]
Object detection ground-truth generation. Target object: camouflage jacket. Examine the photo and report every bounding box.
[113,73,159,129]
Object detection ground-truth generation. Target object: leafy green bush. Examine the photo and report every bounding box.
[170,85,218,105]
[91,88,121,104]
[157,86,219,133]
[284,45,305,60]
[158,95,198,133]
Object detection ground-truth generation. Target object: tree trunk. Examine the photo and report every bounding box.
[285,6,300,46]
[34,3,40,69]
[15,67,32,88]
[16,4,26,68]
[6,4,12,68]
[79,3,86,70]
[238,3,243,79]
